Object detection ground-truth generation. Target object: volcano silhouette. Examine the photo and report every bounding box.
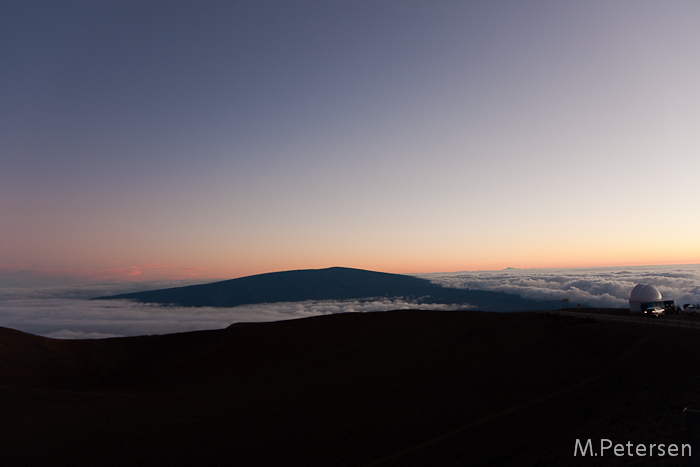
[96,266,556,311]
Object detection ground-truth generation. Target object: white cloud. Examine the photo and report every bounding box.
[0,292,465,339]
[46,330,125,339]
[414,264,700,308]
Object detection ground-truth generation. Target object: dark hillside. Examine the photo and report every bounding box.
[1,310,699,466]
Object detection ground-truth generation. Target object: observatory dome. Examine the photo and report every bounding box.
[629,284,662,302]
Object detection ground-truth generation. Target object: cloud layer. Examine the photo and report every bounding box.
[2,264,698,339]
[0,292,463,339]
[416,264,700,309]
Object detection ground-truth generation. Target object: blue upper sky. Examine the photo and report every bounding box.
[2,1,699,286]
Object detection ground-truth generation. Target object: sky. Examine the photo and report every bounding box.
[2,1,699,286]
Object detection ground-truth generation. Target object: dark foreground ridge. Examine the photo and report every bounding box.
[1,310,699,466]
[96,266,557,311]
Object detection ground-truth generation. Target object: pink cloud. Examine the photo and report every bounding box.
[0,262,30,272]
[0,263,208,284]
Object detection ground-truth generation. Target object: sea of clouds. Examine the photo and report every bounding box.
[0,280,462,339]
[1,264,698,339]
[416,264,700,309]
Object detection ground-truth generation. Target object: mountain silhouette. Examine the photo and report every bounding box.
[96,266,557,311]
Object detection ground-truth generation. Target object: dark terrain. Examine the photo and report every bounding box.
[96,266,560,311]
[2,309,699,466]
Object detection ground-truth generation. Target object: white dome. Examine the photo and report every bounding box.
[629,284,662,302]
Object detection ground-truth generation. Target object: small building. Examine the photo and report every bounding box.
[629,283,675,314]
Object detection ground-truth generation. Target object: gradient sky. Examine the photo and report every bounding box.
[2,1,699,286]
